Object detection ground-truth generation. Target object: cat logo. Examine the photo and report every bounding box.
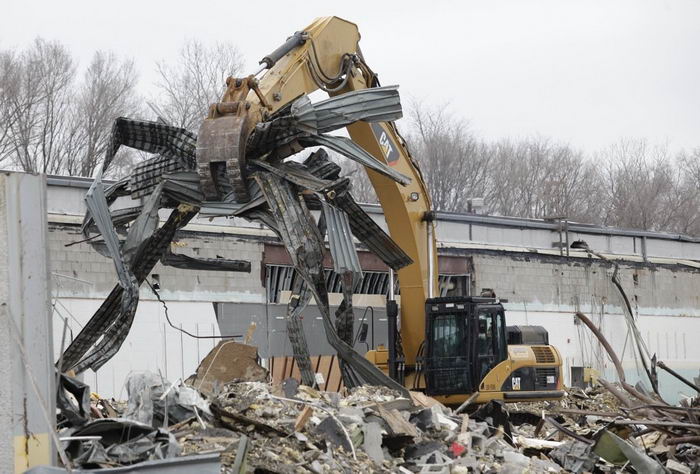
[370,122,399,165]
[512,377,521,391]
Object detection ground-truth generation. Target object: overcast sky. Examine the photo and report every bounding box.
[3,0,699,153]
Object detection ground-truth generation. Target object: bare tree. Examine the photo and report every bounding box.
[1,37,698,237]
[536,145,603,223]
[485,139,535,217]
[0,39,75,173]
[0,41,138,178]
[598,140,677,231]
[336,155,379,203]
[485,138,602,223]
[662,148,700,235]
[405,103,491,213]
[0,50,20,162]
[64,51,139,177]
[153,40,244,131]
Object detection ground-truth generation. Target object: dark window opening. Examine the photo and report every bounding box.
[265,264,470,303]
[477,309,507,379]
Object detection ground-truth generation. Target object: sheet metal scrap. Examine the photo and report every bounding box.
[321,200,362,278]
[284,273,315,387]
[60,85,414,392]
[160,249,251,272]
[61,204,198,373]
[248,85,404,153]
[60,119,209,373]
[52,362,699,472]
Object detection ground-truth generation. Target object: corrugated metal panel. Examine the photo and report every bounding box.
[294,85,403,133]
[303,149,341,179]
[251,158,347,194]
[266,265,397,303]
[321,200,363,278]
[299,134,410,186]
[332,190,413,270]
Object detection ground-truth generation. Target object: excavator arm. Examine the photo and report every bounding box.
[232,16,438,370]
[199,16,563,404]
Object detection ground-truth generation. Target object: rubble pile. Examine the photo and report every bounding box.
[53,365,699,473]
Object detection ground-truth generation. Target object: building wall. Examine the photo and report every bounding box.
[49,223,266,302]
[49,222,267,397]
[469,251,700,402]
[0,174,55,472]
[42,176,700,401]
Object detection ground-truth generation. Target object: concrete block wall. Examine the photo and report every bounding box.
[469,251,700,402]
[471,252,700,314]
[49,222,267,398]
[49,224,266,303]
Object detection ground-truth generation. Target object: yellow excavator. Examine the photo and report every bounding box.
[206,16,564,405]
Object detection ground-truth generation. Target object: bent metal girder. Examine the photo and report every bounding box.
[60,81,412,394]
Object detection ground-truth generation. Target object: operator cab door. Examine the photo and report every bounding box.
[476,306,507,381]
[424,299,476,395]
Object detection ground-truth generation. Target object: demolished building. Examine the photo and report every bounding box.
[45,174,700,401]
[3,12,698,472]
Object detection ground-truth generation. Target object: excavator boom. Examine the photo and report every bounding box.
[198,16,563,404]
[212,16,437,369]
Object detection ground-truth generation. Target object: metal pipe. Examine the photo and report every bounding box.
[657,360,700,393]
[427,221,434,298]
[387,300,398,382]
[666,436,700,445]
[576,312,665,406]
[388,268,395,300]
[258,31,307,70]
[253,63,268,77]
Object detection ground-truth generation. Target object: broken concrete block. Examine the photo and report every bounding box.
[667,459,692,474]
[363,421,384,463]
[502,450,530,467]
[470,433,487,452]
[549,441,597,474]
[190,341,268,396]
[338,406,365,425]
[314,416,352,453]
[404,440,443,460]
[415,450,453,472]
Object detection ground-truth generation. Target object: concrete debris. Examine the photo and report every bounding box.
[188,341,268,396]
[50,371,700,472]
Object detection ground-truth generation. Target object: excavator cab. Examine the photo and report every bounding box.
[418,296,565,403]
[424,297,508,396]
